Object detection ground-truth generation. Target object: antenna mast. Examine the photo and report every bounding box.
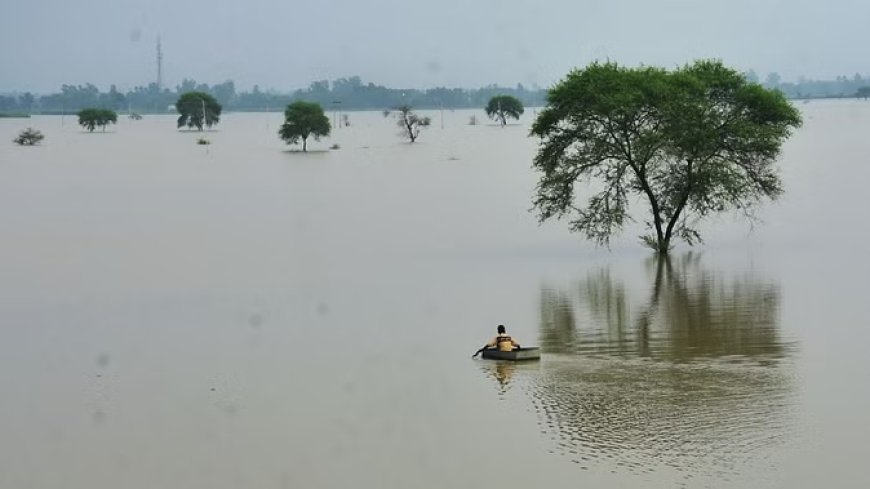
[156,36,163,90]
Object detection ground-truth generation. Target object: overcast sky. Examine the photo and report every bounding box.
[2,0,870,93]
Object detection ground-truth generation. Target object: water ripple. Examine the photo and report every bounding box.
[529,255,798,479]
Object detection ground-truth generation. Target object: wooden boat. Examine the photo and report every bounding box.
[481,347,540,361]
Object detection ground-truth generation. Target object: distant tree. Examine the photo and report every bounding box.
[485,95,524,126]
[856,86,870,100]
[765,72,781,88]
[278,101,331,152]
[531,60,802,254]
[177,79,197,94]
[13,128,44,145]
[388,105,430,142]
[77,108,118,132]
[19,92,35,112]
[104,85,126,110]
[469,115,478,125]
[743,69,760,83]
[176,91,221,130]
[211,80,236,106]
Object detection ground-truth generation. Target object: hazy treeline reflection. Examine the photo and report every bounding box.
[530,255,796,478]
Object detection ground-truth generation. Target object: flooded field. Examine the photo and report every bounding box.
[1,101,869,488]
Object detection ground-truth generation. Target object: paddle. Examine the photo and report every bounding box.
[471,346,488,358]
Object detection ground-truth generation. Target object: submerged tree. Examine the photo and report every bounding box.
[485,95,524,126]
[77,108,117,132]
[278,101,331,152]
[388,105,430,142]
[175,91,221,131]
[856,86,870,100]
[13,128,44,145]
[531,60,801,254]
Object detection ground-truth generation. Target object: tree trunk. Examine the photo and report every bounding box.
[630,164,666,253]
[302,137,307,152]
[661,159,694,253]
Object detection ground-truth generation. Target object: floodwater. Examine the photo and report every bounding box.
[0,101,868,488]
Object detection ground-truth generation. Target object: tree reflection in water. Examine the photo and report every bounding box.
[531,254,797,480]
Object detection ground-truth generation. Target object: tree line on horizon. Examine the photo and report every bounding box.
[0,76,546,114]
[5,71,870,115]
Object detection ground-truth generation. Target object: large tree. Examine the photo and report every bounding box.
[175,91,221,130]
[388,105,431,143]
[485,95,524,126]
[77,108,117,132]
[278,101,331,152]
[530,60,801,254]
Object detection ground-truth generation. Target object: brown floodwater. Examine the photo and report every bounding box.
[1,102,868,488]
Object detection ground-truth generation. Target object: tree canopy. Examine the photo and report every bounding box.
[389,105,430,143]
[13,128,44,145]
[278,101,331,152]
[77,108,117,132]
[530,60,802,254]
[175,91,221,130]
[857,86,870,99]
[485,95,524,126]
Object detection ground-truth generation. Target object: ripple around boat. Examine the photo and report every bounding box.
[481,347,541,361]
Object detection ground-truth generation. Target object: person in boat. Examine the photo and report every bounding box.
[488,324,520,351]
[472,325,527,358]
[472,324,521,358]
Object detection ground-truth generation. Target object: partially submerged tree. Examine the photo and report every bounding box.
[77,108,117,132]
[13,128,44,145]
[856,86,870,100]
[176,91,221,130]
[485,95,524,126]
[278,101,331,152]
[388,105,430,142]
[531,60,801,254]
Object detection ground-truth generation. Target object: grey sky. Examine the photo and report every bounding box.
[2,0,869,93]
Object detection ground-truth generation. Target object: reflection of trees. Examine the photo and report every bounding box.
[531,255,796,477]
[538,289,577,354]
[650,254,784,360]
[539,253,789,361]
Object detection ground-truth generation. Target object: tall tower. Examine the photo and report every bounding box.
[156,36,163,90]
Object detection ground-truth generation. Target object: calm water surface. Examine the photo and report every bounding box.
[1,102,869,488]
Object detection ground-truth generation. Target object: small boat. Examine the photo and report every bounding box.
[481,347,540,361]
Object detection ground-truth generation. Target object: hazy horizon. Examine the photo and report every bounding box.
[3,0,870,93]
